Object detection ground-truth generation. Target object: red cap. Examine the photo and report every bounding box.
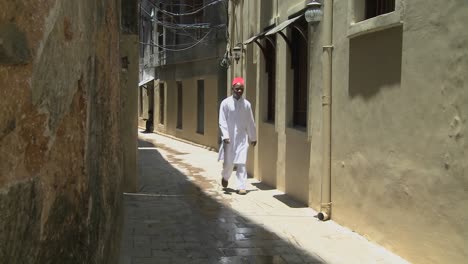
[232,77,245,87]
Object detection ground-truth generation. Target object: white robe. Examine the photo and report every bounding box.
[218,96,257,164]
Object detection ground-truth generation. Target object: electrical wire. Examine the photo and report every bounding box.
[140,28,214,52]
[160,0,224,16]
[139,0,228,53]
[140,6,224,30]
[144,0,225,17]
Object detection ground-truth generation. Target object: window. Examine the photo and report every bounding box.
[159,83,165,124]
[177,81,183,129]
[197,80,205,134]
[150,20,154,54]
[265,35,276,122]
[140,22,146,58]
[348,0,402,38]
[193,0,204,39]
[172,2,181,45]
[139,86,144,116]
[158,3,164,22]
[366,0,395,19]
[291,18,308,128]
[158,33,163,47]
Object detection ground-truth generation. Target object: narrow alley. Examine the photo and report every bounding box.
[119,131,409,264]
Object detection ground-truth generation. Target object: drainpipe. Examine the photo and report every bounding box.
[318,0,333,221]
[240,0,244,76]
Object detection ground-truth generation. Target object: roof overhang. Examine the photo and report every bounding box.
[139,77,155,87]
[243,31,266,45]
[265,15,303,36]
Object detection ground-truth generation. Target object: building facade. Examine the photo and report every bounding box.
[139,0,228,149]
[229,0,468,264]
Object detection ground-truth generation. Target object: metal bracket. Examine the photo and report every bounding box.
[253,39,267,60]
[278,31,293,54]
[292,25,308,43]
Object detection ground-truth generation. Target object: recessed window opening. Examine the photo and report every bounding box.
[291,18,308,128]
[150,22,154,54]
[173,2,181,45]
[159,83,165,124]
[177,81,183,129]
[366,0,395,19]
[265,34,276,123]
[139,86,144,116]
[197,80,205,134]
[192,0,204,39]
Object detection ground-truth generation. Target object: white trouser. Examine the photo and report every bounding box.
[222,163,247,190]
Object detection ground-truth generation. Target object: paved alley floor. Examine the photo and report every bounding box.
[119,131,410,264]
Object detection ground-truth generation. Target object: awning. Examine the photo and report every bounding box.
[265,15,303,36]
[243,31,266,45]
[139,77,155,87]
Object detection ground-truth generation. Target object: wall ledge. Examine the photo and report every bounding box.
[347,11,402,39]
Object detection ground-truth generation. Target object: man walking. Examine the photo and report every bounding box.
[218,77,257,195]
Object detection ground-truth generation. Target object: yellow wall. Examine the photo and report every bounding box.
[330,1,468,263]
[285,128,310,204]
[228,0,312,202]
[231,0,468,263]
[154,81,167,134]
[161,76,220,150]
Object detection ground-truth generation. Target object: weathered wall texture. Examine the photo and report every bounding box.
[331,0,468,263]
[0,0,134,263]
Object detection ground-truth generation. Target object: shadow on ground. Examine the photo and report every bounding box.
[119,136,324,264]
[273,195,308,209]
[251,182,276,191]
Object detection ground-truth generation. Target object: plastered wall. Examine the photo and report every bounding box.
[164,76,220,150]
[231,0,468,263]
[331,1,468,263]
[246,0,314,204]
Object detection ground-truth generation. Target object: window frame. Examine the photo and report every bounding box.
[347,0,403,38]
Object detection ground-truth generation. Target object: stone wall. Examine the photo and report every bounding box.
[0,0,134,263]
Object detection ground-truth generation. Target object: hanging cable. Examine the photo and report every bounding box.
[140,28,214,52]
[144,0,225,17]
[140,7,224,30]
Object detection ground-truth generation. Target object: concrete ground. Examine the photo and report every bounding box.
[119,131,410,264]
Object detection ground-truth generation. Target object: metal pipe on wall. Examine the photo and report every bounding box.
[240,0,244,76]
[318,0,334,221]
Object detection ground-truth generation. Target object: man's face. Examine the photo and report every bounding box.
[232,84,244,99]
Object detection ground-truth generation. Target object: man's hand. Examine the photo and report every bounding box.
[250,141,257,147]
[223,138,230,144]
